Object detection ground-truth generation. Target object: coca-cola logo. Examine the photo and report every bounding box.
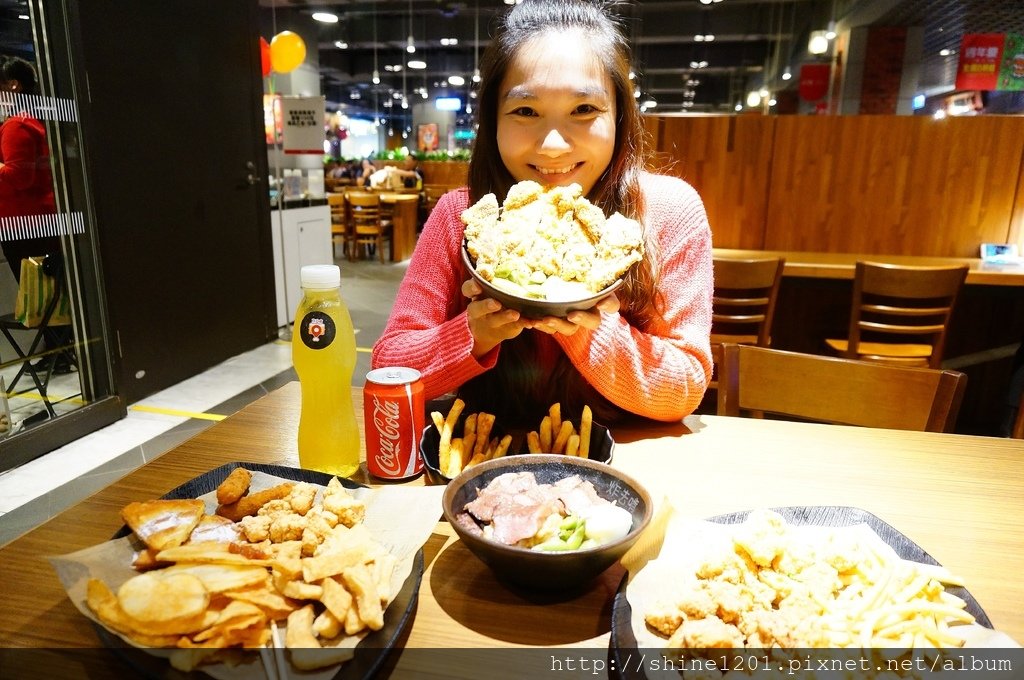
[371,395,403,475]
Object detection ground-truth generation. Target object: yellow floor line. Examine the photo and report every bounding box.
[129,404,226,421]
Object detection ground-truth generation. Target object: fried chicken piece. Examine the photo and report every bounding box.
[502,180,543,210]
[645,600,685,637]
[667,617,745,649]
[322,478,365,528]
[269,513,307,543]
[215,483,294,522]
[287,482,317,515]
[215,467,252,505]
[239,515,272,543]
[461,193,500,240]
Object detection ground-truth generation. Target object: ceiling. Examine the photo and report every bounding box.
[1,0,1022,119]
[257,0,1023,119]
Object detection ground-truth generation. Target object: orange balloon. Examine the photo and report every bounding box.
[270,31,306,74]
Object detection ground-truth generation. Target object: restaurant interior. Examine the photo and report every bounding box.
[0,0,1023,672]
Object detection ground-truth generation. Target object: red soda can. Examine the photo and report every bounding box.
[364,367,425,480]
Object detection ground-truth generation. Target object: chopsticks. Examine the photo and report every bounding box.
[260,621,290,680]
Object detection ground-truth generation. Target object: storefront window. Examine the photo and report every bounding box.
[0,0,120,467]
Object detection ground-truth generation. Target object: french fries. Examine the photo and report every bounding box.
[526,403,593,457]
[430,401,596,476]
[430,400,511,478]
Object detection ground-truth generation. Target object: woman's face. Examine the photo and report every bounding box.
[496,31,616,197]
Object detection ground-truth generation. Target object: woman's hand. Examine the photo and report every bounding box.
[533,293,619,336]
[463,279,531,358]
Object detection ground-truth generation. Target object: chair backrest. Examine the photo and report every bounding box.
[845,261,968,368]
[711,256,785,348]
[347,192,382,228]
[717,343,966,433]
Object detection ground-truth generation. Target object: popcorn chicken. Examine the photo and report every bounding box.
[286,482,317,516]
[322,478,365,528]
[462,181,643,300]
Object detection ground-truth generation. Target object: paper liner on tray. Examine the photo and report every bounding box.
[622,505,1019,665]
[48,470,445,680]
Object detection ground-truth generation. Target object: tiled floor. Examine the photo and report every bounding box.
[0,257,408,547]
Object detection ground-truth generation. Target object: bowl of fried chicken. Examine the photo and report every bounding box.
[441,454,652,590]
[460,180,643,319]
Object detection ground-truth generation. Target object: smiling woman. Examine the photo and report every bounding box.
[372,0,714,429]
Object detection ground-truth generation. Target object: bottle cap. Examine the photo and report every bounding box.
[300,264,341,289]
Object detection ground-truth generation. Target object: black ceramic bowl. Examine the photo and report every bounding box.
[461,245,624,319]
[420,418,615,486]
[441,455,652,590]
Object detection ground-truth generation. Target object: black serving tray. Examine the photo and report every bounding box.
[609,505,993,680]
[97,462,422,680]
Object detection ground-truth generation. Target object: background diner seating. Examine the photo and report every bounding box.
[825,262,969,369]
[327,193,348,259]
[346,192,391,263]
[717,343,966,433]
[708,256,784,391]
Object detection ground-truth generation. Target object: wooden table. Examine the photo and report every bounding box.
[1,382,1022,676]
[714,248,1024,286]
[328,191,420,262]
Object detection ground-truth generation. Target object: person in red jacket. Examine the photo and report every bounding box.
[0,55,72,374]
[372,0,713,426]
[0,55,57,282]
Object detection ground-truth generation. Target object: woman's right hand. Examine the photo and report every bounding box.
[462,279,530,358]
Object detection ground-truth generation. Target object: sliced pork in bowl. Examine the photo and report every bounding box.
[441,455,652,590]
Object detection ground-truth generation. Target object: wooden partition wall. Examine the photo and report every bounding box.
[646,115,1024,258]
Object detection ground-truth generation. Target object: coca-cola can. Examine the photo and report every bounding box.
[364,367,425,480]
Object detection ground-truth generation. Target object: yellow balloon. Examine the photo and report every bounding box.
[270,31,306,74]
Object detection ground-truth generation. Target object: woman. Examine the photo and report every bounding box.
[372,0,712,426]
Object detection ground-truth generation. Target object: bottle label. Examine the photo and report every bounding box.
[298,311,336,350]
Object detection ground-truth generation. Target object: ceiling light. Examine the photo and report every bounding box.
[641,98,657,108]
[734,102,742,111]
[372,70,380,84]
[768,98,777,106]
[634,87,641,98]
[440,38,458,46]
[334,41,348,49]
[699,0,713,4]
[808,31,829,55]
[401,98,409,109]
[939,48,953,56]
[18,13,29,19]
[408,60,427,69]
[466,103,473,114]
[825,21,837,40]
[406,35,416,53]
[448,75,466,86]
[746,90,761,107]
[312,12,338,23]
[472,68,481,83]
[695,35,704,42]
[782,66,792,81]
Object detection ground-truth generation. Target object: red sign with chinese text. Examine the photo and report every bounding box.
[956,34,1004,90]
[799,64,831,102]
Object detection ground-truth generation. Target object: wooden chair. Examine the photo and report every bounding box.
[327,193,348,259]
[826,261,968,369]
[717,343,966,433]
[420,184,448,227]
[708,256,785,389]
[346,192,392,263]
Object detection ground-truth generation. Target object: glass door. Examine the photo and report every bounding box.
[0,0,121,469]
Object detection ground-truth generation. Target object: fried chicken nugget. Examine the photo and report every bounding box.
[215,483,294,522]
[215,467,252,505]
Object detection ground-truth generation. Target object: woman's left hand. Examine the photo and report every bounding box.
[533,293,619,336]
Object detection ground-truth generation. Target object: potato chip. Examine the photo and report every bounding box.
[117,572,209,625]
[162,563,269,593]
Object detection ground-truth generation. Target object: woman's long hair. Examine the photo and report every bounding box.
[459,1,662,425]
[467,0,660,327]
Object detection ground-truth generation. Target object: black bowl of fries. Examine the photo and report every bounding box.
[420,400,615,485]
[462,245,625,320]
[441,454,652,590]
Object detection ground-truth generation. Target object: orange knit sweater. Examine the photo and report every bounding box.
[372,172,713,422]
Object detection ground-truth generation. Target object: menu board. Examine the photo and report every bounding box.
[956,33,1024,91]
